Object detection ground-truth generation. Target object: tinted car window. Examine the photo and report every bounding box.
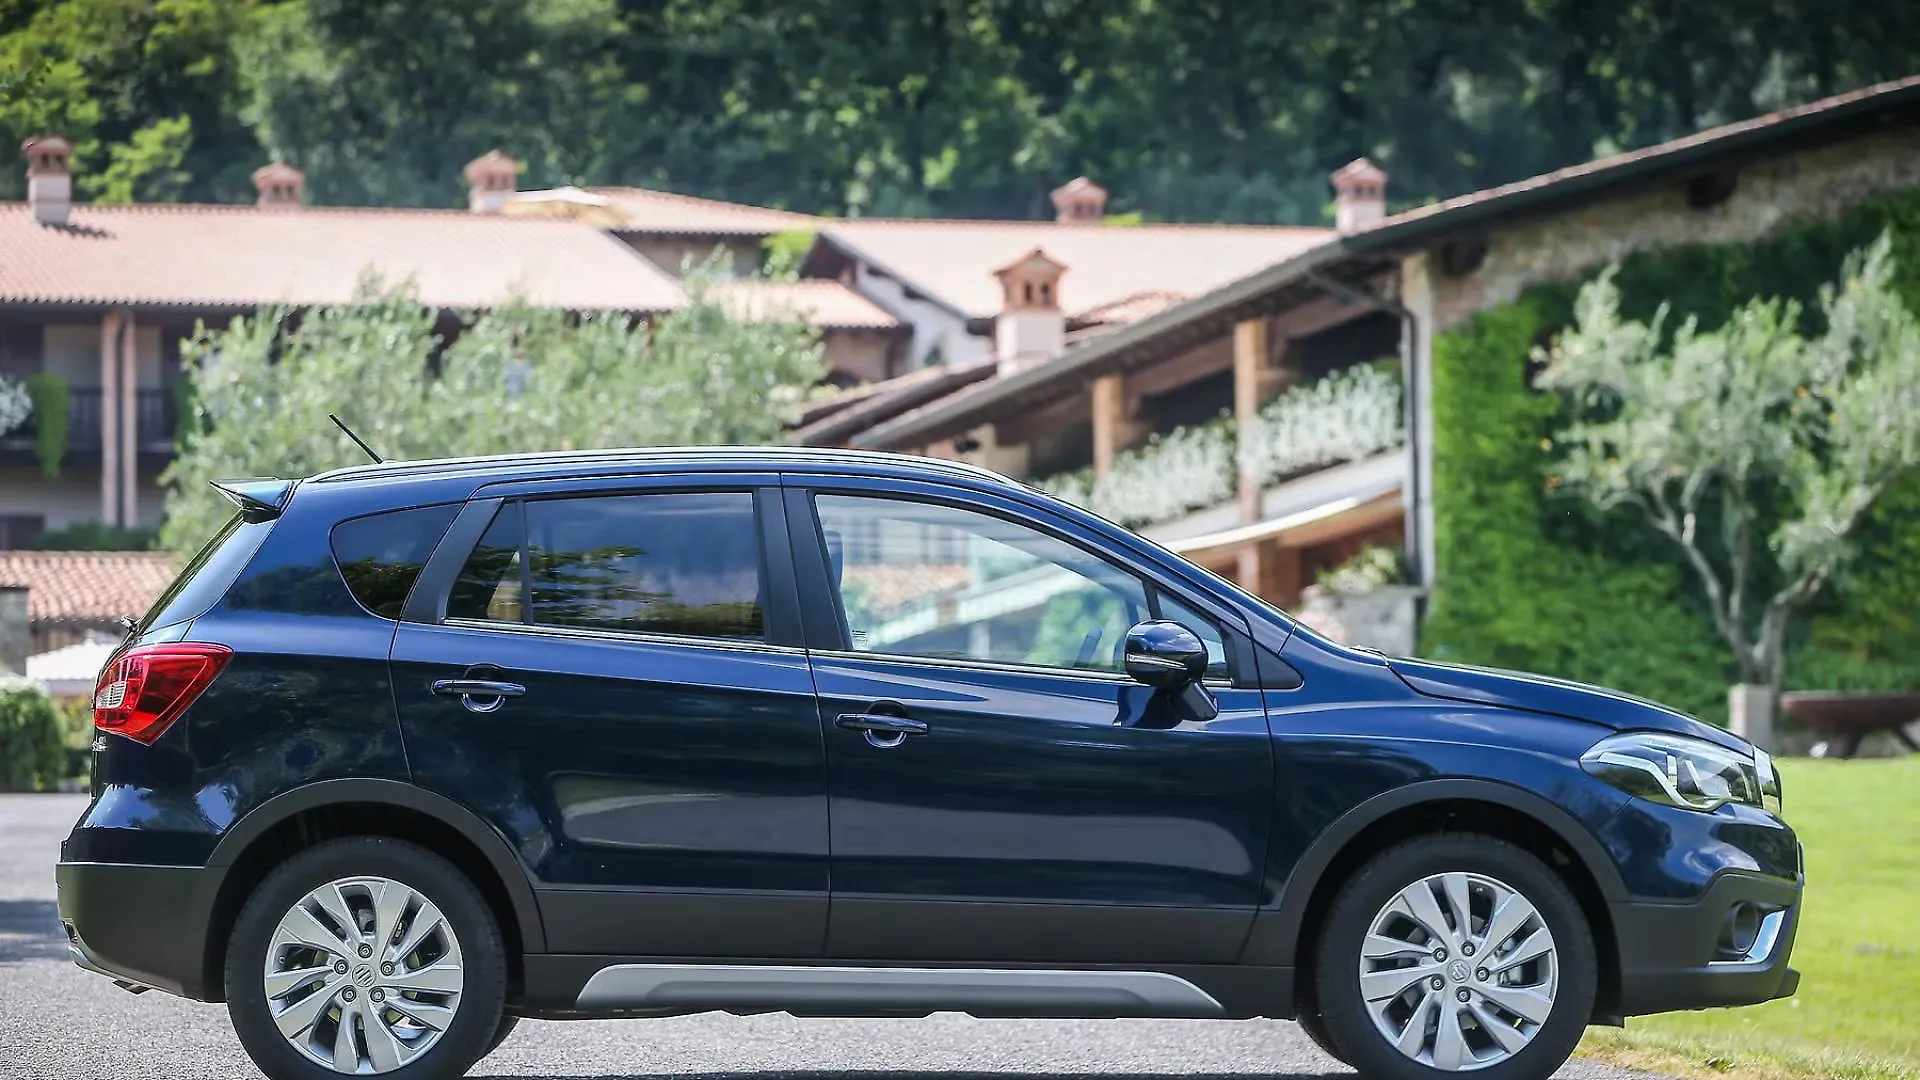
[527,493,763,640]
[446,504,524,623]
[1157,591,1230,680]
[814,494,1147,672]
[140,514,275,631]
[445,494,766,642]
[329,504,460,619]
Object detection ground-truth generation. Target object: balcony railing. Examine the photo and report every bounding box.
[1038,362,1404,528]
[0,386,179,454]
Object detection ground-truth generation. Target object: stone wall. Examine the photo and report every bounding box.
[1295,583,1423,657]
[1430,127,1920,331]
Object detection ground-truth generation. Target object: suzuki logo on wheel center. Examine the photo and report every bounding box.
[1448,959,1472,983]
[352,966,377,988]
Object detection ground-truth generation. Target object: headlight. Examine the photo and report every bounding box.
[1582,732,1779,814]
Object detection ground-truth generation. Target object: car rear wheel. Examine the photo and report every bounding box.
[1295,1007,1349,1065]
[226,837,507,1080]
[1313,834,1595,1080]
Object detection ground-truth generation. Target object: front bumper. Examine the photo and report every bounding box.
[1610,868,1801,1016]
[57,861,218,1001]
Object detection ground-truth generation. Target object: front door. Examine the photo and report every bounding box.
[786,481,1274,965]
[391,481,828,958]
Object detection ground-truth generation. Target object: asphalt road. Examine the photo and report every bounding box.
[0,794,1663,1080]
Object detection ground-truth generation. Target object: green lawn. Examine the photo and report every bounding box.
[1580,757,1920,1080]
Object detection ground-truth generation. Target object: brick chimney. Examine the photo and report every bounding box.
[23,134,72,227]
[1331,157,1388,233]
[251,161,305,210]
[1050,176,1108,224]
[993,248,1067,373]
[463,150,519,213]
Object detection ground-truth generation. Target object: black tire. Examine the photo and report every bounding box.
[1313,834,1596,1080]
[482,1015,521,1059]
[225,837,508,1080]
[1296,1007,1349,1065]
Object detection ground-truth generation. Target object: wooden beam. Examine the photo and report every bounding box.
[1120,336,1234,402]
[1271,290,1381,342]
[1233,317,1270,524]
[1092,373,1126,478]
[1264,543,1305,609]
[993,391,1089,446]
[99,311,122,526]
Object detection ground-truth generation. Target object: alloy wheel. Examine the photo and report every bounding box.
[262,875,465,1074]
[1356,871,1558,1071]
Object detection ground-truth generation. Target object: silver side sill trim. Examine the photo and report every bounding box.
[576,963,1224,1016]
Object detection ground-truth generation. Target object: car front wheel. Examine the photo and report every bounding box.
[1313,834,1596,1080]
[225,837,507,1080]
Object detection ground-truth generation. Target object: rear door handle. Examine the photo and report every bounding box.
[835,711,929,748]
[432,678,526,714]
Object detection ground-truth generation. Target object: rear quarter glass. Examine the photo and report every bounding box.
[138,513,275,632]
[330,503,460,618]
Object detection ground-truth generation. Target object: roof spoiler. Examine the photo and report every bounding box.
[210,477,294,523]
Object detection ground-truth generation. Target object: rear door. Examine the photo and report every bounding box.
[784,477,1275,965]
[391,475,828,957]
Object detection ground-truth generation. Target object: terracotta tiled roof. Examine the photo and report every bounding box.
[1072,290,1188,327]
[816,219,1331,321]
[1355,73,1920,236]
[790,360,997,446]
[0,551,178,628]
[711,280,899,329]
[0,203,689,311]
[501,185,818,236]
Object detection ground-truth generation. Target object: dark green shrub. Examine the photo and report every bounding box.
[1422,189,1920,717]
[32,522,158,550]
[0,680,67,791]
[23,372,67,479]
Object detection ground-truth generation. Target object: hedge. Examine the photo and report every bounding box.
[1421,189,1920,722]
[0,679,68,791]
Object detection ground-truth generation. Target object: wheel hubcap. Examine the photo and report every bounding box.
[1357,872,1558,1071]
[263,875,464,1074]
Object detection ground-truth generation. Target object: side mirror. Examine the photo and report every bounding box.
[1124,620,1218,722]
[1124,620,1208,687]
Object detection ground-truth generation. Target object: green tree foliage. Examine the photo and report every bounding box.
[0,679,67,791]
[1539,237,1920,691]
[7,0,1919,219]
[0,0,267,203]
[159,267,824,551]
[1417,298,1732,723]
[1424,191,1920,716]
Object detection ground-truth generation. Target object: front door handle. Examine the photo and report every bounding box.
[432,678,526,714]
[835,711,929,748]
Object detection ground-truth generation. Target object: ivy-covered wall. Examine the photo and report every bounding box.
[1422,189,1920,724]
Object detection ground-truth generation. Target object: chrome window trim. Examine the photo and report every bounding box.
[811,646,1234,689]
[440,616,804,657]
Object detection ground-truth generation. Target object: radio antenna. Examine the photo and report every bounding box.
[328,413,384,464]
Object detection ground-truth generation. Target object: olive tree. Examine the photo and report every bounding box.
[1537,233,1920,701]
[161,269,823,551]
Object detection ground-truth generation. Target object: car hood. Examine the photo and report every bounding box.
[1386,656,1750,753]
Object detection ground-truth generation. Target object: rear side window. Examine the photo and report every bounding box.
[330,504,460,619]
[446,492,766,642]
[140,514,275,631]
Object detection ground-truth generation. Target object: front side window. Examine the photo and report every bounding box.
[1157,591,1230,681]
[445,492,765,642]
[815,494,1147,672]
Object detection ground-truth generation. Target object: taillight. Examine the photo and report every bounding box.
[93,643,232,744]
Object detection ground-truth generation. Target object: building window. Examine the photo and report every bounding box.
[0,515,45,550]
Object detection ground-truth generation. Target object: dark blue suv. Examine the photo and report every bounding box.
[58,448,1800,1080]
